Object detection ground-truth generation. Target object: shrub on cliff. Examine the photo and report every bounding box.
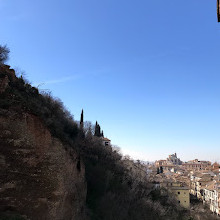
[0,45,10,64]
[0,66,79,144]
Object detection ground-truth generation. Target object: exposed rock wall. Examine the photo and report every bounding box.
[0,65,16,95]
[0,74,9,94]
[0,111,87,220]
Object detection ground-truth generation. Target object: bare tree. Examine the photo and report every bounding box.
[0,45,10,64]
[84,121,95,137]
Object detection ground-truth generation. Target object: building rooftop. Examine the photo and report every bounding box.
[170,186,189,190]
[103,137,111,141]
[205,181,215,191]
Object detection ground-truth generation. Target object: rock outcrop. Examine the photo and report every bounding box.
[0,65,87,220]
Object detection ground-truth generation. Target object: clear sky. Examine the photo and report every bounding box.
[1,0,220,162]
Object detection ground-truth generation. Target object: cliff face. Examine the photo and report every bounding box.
[0,66,87,220]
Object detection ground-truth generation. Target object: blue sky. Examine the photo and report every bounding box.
[1,0,220,162]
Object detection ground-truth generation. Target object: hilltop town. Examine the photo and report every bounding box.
[146,153,220,216]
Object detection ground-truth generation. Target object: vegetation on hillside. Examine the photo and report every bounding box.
[0,45,10,64]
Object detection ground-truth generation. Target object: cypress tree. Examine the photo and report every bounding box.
[80,109,84,129]
[97,124,101,137]
[94,121,98,136]
[94,121,101,137]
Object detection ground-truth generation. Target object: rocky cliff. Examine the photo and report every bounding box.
[0,65,87,220]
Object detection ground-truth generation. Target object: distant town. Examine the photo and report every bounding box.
[145,153,220,215]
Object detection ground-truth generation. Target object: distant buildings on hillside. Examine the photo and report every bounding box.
[167,153,182,165]
[155,153,182,167]
[182,159,211,171]
[160,181,190,209]
[102,137,111,146]
[190,168,220,215]
[151,152,220,214]
[155,154,212,172]
[155,153,182,172]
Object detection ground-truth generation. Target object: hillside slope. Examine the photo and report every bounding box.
[0,65,87,220]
